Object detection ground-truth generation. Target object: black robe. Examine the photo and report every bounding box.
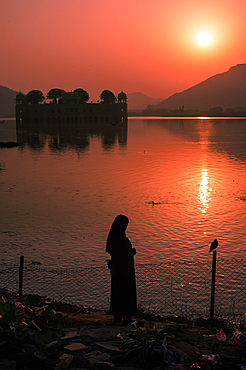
[106,233,137,319]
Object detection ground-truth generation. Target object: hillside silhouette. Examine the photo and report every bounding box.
[148,64,246,111]
[2,64,246,116]
[0,86,18,117]
[127,92,163,110]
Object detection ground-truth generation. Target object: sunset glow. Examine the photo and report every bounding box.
[197,33,212,46]
[1,0,246,100]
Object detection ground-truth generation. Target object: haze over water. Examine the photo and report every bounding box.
[1,118,246,269]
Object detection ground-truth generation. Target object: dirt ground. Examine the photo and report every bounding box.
[48,301,114,327]
[47,300,213,341]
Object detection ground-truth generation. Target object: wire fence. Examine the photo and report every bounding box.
[1,258,246,321]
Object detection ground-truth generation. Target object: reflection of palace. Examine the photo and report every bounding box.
[16,118,128,153]
[15,91,128,152]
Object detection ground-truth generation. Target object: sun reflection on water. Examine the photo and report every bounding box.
[198,169,212,213]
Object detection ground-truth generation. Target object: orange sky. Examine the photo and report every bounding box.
[1,0,246,101]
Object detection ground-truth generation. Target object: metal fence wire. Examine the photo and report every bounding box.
[1,258,246,321]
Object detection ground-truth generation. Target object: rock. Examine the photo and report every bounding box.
[110,354,125,365]
[117,367,144,370]
[63,330,81,341]
[219,345,246,359]
[65,342,89,355]
[95,342,124,356]
[57,311,246,370]
[56,354,73,370]
[202,336,219,349]
[88,360,115,370]
[79,325,134,343]
[0,358,17,370]
[174,341,201,363]
[68,355,88,369]
[84,350,111,362]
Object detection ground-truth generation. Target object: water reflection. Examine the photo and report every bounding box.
[1,118,246,268]
[16,119,128,153]
[145,118,246,163]
[198,169,211,213]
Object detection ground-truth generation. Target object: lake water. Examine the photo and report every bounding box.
[1,117,246,269]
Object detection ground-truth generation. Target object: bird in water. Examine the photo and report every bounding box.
[209,239,218,253]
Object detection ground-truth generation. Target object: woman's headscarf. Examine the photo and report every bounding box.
[106,215,129,252]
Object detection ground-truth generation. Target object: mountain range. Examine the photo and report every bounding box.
[148,64,246,111]
[1,64,246,117]
[126,92,163,110]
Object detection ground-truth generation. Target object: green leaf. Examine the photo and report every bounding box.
[24,344,38,355]
[17,328,30,340]
[33,330,48,346]
[43,306,55,320]
[44,357,59,366]
[34,350,47,359]
[42,331,51,343]
[31,319,42,332]
[3,308,16,324]
[50,313,63,328]
[27,294,42,306]
[24,359,42,370]
[61,338,70,346]
[25,306,35,317]
[153,348,162,355]
[45,340,58,349]
[15,352,28,365]
[14,322,22,329]
[33,316,47,331]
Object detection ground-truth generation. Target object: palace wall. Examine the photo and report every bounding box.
[16,101,127,125]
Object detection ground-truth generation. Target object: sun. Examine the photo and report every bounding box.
[197,32,212,46]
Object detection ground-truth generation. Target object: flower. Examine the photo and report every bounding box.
[15,302,24,308]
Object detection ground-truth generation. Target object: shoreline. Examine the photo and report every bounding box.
[2,115,246,119]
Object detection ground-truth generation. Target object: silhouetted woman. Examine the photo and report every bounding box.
[106,215,137,323]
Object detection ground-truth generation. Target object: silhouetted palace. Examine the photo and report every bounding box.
[16,91,127,125]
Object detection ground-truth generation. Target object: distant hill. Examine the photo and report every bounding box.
[0,85,18,117]
[127,92,163,110]
[148,64,246,111]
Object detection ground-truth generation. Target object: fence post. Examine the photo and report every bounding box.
[210,250,217,321]
[19,255,24,303]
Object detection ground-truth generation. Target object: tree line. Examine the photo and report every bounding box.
[22,89,117,104]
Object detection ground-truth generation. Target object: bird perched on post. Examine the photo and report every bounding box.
[209,239,218,253]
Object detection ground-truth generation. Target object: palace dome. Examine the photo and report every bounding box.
[118,91,127,102]
[16,92,26,100]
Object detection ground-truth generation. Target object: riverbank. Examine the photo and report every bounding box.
[1,289,246,369]
[53,302,246,370]
[128,111,246,118]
